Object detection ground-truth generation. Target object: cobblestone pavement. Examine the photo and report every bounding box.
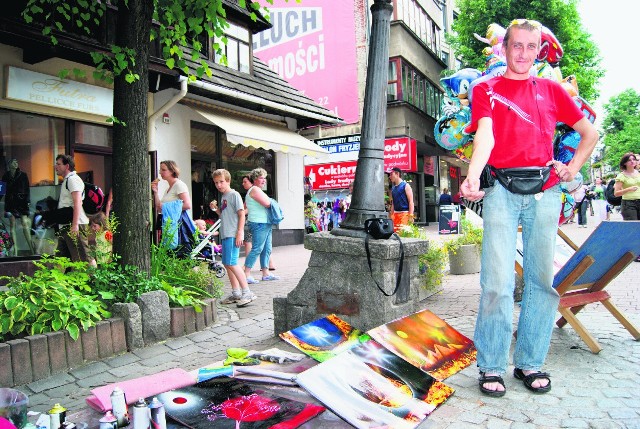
[17,212,640,428]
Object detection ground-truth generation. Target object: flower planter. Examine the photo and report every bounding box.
[448,244,481,275]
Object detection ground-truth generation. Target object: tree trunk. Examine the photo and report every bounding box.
[112,0,153,273]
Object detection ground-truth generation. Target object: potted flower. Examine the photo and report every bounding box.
[443,216,483,275]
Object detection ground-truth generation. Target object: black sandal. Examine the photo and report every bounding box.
[513,368,551,393]
[479,372,506,397]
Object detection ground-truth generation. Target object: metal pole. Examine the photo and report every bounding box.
[333,0,393,238]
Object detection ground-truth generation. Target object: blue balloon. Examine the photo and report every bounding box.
[434,107,472,151]
[554,129,581,164]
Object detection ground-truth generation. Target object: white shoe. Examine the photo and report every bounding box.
[221,294,241,305]
[237,293,257,307]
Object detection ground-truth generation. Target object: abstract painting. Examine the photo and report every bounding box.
[368,309,476,380]
[279,314,370,362]
[150,377,325,429]
[296,339,454,429]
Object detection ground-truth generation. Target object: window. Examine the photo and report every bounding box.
[392,0,442,55]
[387,58,443,120]
[214,21,251,73]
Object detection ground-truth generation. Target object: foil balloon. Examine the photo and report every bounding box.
[474,23,506,57]
[454,140,474,163]
[440,68,482,100]
[434,106,472,151]
[554,128,581,164]
[535,61,558,81]
[467,65,506,104]
[560,75,579,97]
[573,96,596,124]
[560,172,583,194]
[539,26,564,66]
[558,191,575,226]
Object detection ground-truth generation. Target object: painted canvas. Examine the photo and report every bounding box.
[279,314,370,362]
[151,377,325,429]
[297,339,453,429]
[368,309,476,380]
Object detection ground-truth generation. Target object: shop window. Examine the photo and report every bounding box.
[214,21,251,74]
[0,109,65,258]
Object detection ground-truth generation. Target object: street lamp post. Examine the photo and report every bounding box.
[332,0,393,238]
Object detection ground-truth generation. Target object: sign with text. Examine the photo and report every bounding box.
[305,160,358,190]
[438,205,460,235]
[384,137,417,172]
[6,67,113,117]
[314,134,360,154]
[253,0,360,124]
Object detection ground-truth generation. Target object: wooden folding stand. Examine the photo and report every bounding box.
[516,221,640,354]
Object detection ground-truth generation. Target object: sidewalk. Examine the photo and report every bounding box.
[17,213,640,428]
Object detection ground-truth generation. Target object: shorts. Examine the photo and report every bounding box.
[244,224,253,243]
[221,237,239,266]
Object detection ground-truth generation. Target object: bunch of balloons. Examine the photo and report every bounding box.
[434,21,596,225]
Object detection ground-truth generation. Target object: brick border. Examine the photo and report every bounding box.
[169,299,218,337]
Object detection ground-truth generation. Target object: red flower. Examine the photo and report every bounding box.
[104,231,113,242]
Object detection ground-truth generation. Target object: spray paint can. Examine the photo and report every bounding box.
[132,398,150,429]
[147,398,166,429]
[48,403,67,429]
[99,411,118,429]
[110,387,130,427]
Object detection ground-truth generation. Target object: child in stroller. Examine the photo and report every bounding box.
[192,219,227,278]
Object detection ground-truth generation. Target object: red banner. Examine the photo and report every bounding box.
[305,137,418,190]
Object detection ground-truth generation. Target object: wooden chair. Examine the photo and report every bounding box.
[516,221,640,354]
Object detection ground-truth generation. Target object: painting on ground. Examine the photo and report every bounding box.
[296,339,454,429]
[279,314,370,362]
[368,309,476,380]
[150,377,325,429]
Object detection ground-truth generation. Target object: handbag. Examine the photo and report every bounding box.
[492,166,551,195]
[364,218,404,297]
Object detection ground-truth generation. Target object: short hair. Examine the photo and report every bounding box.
[503,19,541,48]
[620,152,637,169]
[160,160,179,178]
[212,168,231,182]
[56,154,75,170]
[250,168,268,182]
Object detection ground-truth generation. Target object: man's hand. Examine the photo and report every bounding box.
[460,177,485,201]
[70,224,79,236]
[548,160,574,182]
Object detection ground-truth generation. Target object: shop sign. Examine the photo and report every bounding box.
[305,160,357,190]
[253,0,360,124]
[383,137,417,172]
[439,205,460,235]
[314,134,360,154]
[6,67,113,117]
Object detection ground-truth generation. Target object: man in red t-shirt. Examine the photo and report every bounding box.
[461,19,598,397]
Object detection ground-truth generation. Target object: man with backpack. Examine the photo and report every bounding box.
[54,154,94,265]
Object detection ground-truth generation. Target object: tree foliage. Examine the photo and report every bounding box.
[449,0,603,103]
[601,89,640,167]
[20,0,280,272]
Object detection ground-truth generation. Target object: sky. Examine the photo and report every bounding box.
[577,0,640,129]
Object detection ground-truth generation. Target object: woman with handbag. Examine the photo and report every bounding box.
[243,168,279,283]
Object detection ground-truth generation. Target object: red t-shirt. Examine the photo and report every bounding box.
[467,76,584,189]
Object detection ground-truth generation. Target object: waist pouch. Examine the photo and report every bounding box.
[492,166,551,195]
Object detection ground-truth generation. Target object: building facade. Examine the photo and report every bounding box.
[0,1,339,275]
[255,0,465,224]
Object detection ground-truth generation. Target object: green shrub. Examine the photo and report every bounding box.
[443,216,483,254]
[91,259,163,304]
[397,223,445,291]
[0,256,110,341]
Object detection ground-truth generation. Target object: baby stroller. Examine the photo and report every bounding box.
[190,219,227,278]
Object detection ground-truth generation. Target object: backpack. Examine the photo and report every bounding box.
[605,179,622,207]
[66,179,105,214]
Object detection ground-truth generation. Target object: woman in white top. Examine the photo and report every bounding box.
[151,160,192,242]
[243,168,279,283]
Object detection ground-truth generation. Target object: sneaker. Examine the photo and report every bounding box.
[221,294,241,305]
[237,293,257,307]
[246,277,260,285]
[262,275,280,281]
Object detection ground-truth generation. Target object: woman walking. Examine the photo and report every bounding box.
[614,153,640,261]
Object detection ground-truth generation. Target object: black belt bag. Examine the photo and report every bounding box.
[492,166,551,195]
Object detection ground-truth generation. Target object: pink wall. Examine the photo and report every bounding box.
[254,0,360,124]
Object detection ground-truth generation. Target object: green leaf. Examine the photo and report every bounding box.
[166,58,175,69]
[31,322,44,335]
[124,73,135,83]
[0,316,12,334]
[67,323,80,341]
[4,296,19,311]
[51,318,62,331]
[11,305,27,322]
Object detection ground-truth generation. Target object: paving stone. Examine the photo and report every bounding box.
[132,344,171,359]
[26,372,76,394]
[69,361,111,380]
[165,336,194,350]
[186,330,219,342]
[169,344,205,358]
[104,353,141,368]
[209,325,235,334]
[608,408,639,419]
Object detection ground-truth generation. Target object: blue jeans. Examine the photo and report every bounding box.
[474,183,561,374]
[244,222,272,270]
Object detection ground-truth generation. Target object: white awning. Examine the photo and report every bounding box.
[194,108,327,157]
